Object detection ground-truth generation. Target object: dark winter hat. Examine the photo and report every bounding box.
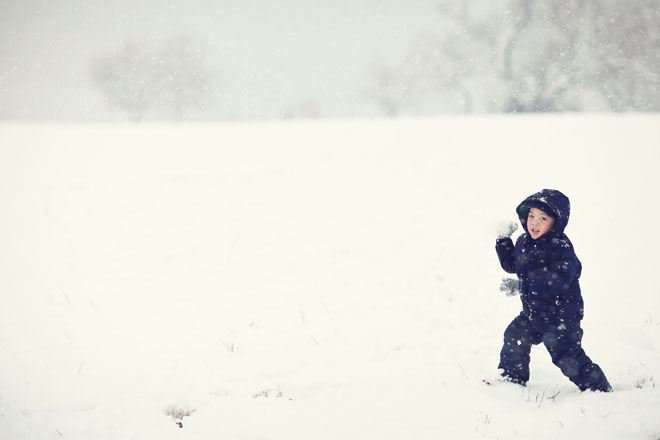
[525,200,556,219]
[516,189,571,233]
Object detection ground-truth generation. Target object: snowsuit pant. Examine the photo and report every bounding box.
[498,313,612,392]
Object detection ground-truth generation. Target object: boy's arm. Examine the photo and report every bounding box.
[495,237,516,274]
[523,239,580,299]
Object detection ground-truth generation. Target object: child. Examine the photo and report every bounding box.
[495,189,612,392]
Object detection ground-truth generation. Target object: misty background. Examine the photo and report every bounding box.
[1,0,659,122]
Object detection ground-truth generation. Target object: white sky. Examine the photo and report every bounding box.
[0,0,442,121]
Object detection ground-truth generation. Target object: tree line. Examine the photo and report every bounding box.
[368,0,660,115]
[91,1,660,121]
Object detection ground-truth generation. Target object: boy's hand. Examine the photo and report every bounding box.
[500,278,520,296]
[496,221,518,239]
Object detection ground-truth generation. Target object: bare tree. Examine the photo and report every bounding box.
[367,0,660,115]
[498,0,588,112]
[91,36,213,122]
[91,39,156,122]
[585,0,660,111]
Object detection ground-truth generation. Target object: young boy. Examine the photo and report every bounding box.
[495,189,612,392]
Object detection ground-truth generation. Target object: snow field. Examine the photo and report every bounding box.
[1,115,659,439]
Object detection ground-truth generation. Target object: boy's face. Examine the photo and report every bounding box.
[527,207,555,240]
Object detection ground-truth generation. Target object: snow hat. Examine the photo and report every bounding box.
[525,200,556,219]
[516,189,571,234]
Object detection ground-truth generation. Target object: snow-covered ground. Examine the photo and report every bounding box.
[1,115,659,439]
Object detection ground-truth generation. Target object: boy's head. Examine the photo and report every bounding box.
[516,189,570,237]
[526,206,555,240]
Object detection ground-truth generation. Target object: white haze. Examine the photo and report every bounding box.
[0,0,440,121]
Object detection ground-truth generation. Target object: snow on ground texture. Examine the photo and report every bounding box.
[1,115,659,440]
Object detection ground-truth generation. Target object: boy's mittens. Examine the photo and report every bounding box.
[500,278,520,296]
[496,221,518,238]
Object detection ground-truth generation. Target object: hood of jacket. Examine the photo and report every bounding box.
[516,189,571,234]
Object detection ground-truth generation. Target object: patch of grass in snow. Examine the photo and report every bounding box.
[223,342,242,355]
[164,405,196,429]
[635,376,656,390]
[252,387,293,401]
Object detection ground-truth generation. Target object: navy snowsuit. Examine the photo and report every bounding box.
[495,189,611,392]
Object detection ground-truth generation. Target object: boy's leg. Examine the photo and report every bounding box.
[498,314,542,385]
[541,323,612,392]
